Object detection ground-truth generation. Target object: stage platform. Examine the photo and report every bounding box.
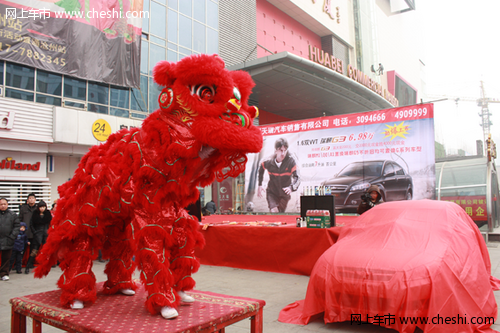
[195,214,358,276]
[10,282,265,333]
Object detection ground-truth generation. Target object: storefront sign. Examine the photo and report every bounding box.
[308,45,344,75]
[347,65,399,106]
[0,111,15,129]
[0,157,40,171]
[312,0,340,22]
[441,195,487,221]
[308,45,399,106]
[92,119,112,142]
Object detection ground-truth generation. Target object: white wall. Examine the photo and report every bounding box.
[48,155,81,202]
[375,3,423,95]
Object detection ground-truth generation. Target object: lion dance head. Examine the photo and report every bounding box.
[152,54,263,181]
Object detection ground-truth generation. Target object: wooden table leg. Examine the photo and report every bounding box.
[11,308,26,333]
[250,307,263,333]
[33,319,42,333]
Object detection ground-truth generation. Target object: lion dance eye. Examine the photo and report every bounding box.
[233,87,241,101]
[190,85,215,103]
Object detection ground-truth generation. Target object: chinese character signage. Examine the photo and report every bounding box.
[244,104,436,213]
[440,195,487,221]
[0,0,144,88]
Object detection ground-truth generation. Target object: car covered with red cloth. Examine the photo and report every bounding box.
[279,200,500,333]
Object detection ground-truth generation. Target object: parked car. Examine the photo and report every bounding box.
[322,160,413,213]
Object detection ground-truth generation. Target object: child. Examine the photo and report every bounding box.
[10,222,29,274]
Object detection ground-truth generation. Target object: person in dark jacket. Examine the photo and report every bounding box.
[26,200,52,274]
[18,193,37,253]
[205,200,217,215]
[10,222,29,274]
[0,197,20,281]
[257,138,301,212]
[357,184,384,215]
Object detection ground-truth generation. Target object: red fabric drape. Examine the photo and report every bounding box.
[279,200,500,333]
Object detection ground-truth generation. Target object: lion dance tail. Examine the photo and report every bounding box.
[33,232,60,278]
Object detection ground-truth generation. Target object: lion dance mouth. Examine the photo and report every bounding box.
[220,97,259,129]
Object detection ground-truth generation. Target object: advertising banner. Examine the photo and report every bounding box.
[244,104,435,213]
[0,0,143,88]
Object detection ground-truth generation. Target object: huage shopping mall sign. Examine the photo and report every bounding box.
[308,45,398,106]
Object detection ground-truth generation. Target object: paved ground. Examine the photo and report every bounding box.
[2,243,500,333]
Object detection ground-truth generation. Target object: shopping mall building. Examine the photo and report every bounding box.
[0,0,423,211]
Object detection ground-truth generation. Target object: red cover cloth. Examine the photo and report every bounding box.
[196,223,349,275]
[279,200,500,333]
[196,215,357,275]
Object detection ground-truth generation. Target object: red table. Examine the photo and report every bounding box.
[10,283,265,333]
[196,224,343,276]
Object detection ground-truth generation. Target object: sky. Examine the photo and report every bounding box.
[418,1,500,156]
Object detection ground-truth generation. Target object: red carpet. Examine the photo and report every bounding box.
[11,282,265,333]
[196,215,358,276]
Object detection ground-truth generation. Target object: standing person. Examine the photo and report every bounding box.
[18,193,38,262]
[26,200,52,273]
[257,138,300,212]
[357,185,384,215]
[10,222,29,274]
[0,197,20,281]
[205,200,217,215]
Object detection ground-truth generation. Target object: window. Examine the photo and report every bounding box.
[64,77,86,101]
[88,104,108,114]
[37,70,62,95]
[131,75,148,112]
[384,163,395,176]
[150,2,166,39]
[149,77,162,113]
[168,9,178,43]
[5,89,34,101]
[36,95,61,106]
[110,86,130,109]
[394,163,405,175]
[6,63,34,90]
[179,0,192,16]
[179,15,192,48]
[193,21,206,53]
[88,82,109,104]
[194,0,205,23]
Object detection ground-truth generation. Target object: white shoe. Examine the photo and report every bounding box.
[70,300,84,309]
[1,275,9,281]
[161,306,178,319]
[178,291,195,303]
[120,288,135,296]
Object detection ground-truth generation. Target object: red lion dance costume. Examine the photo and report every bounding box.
[34,54,263,319]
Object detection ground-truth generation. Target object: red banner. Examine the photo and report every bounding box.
[258,104,433,136]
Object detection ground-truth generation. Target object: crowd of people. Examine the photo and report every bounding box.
[0,193,222,281]
[0,193,54,281]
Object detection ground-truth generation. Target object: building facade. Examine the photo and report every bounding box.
[0,0,423,212]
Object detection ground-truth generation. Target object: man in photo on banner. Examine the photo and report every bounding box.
[257,138,300,212]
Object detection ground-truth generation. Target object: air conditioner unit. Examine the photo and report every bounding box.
[0,86,4,97]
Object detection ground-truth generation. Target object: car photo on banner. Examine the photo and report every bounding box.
[322,160,413,213]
